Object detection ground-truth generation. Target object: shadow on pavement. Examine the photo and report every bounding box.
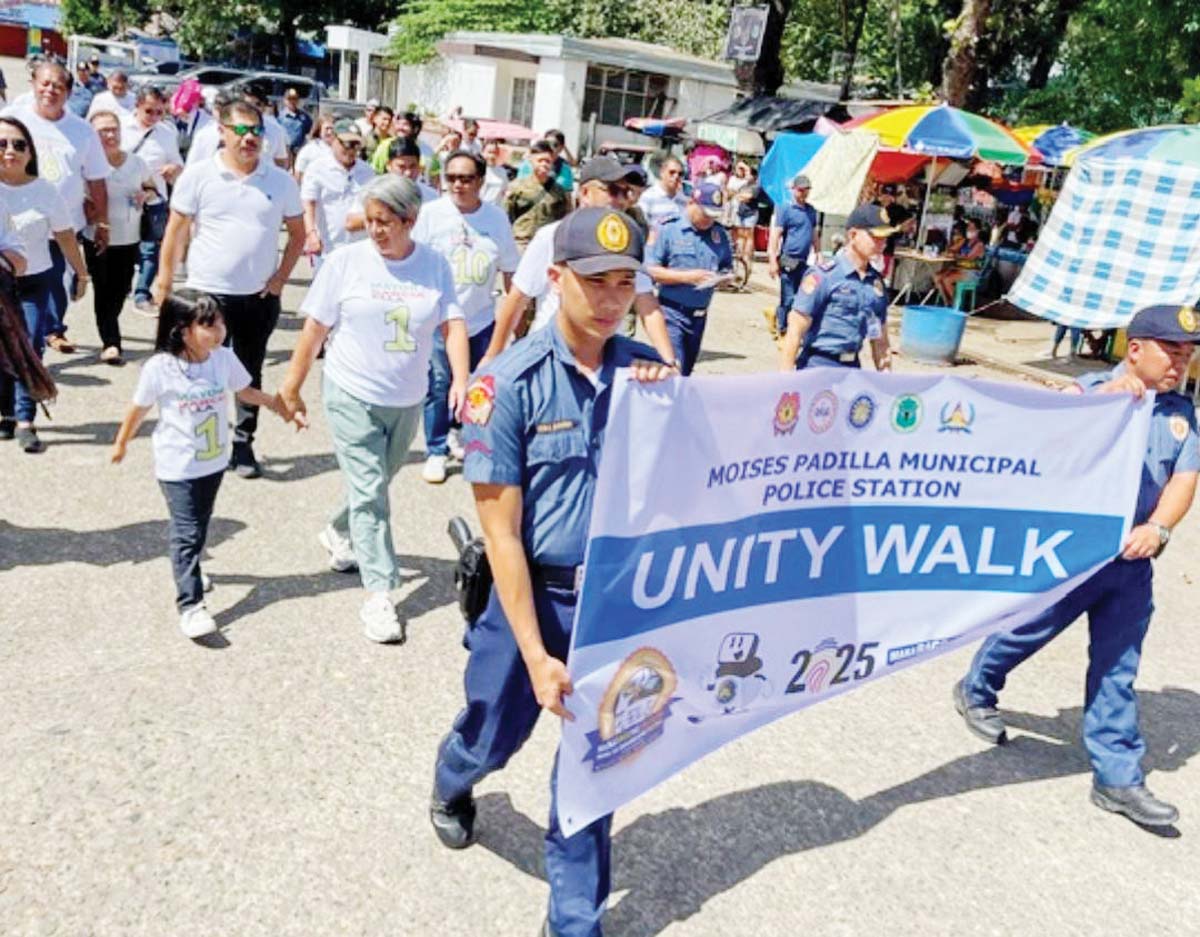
[37,419,145,448]
[207,553,459,631]
[474,687,1200,936]
[0,517,246,571]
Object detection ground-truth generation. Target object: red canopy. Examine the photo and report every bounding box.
[870,151,930,183]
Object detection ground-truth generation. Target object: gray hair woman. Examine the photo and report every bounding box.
[280,174,469,642]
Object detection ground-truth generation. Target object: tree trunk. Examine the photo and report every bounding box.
[1028,0,1083,89]
[839,0,871,100]
[734,0,793,96]
[941,0,991,106]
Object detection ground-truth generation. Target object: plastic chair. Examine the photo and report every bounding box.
[953,276,980,311]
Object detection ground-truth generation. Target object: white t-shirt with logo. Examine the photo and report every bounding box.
[132,347,252,481]
[514,220,653,332]
[85,153,154,246]
[0,104,110,231]
[412,196,519,337]
[87,90,137,119]
[186,118,288,166]
[301,239,463,408]
[170,154,302,295]
[300,155,374,254]
[0,178,72,275]
[121,116,182,198]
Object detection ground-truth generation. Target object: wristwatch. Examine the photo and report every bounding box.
[1154,523,1171,555]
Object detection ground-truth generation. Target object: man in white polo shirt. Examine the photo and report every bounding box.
[121,85,183,312]
[86,70,136,119]
[2,59,110,353]
[300,118,373,266]
[153,97,304,479]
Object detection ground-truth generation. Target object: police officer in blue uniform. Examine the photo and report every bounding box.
[777,203,895,372]
[430,208,672,936]
[955,304,1200,827]
[768,172,821,336]
[644,182,733,375]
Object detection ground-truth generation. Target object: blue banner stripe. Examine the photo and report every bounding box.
[574,505,1122,648]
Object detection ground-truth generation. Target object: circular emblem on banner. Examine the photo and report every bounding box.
[1170,414,1189,441]
[596,213,630,253]
[891,393,923,433]
[808,390,837,433]
[847,393,877,430]
[1178,306,1197,333]
[591,647,678,771]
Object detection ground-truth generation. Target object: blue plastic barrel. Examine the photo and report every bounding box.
[899,304,968,364]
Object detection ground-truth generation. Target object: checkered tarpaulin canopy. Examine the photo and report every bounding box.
[1009,154,1200,328]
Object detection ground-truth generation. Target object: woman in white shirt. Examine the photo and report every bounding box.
[480,139,509,205]
[278,174,470,643]
[86,110,156,365]
[0,116,88,452]
[294,114,335,182]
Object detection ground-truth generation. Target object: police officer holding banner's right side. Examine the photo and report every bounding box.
[777,202,895,373]
[955,304,1200,828]
[430,208,672,937]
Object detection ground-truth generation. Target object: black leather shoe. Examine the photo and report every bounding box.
[430,790,477,849]
[0,418,15,440]
[1091,783,1179,827]
[953,679,1007,744]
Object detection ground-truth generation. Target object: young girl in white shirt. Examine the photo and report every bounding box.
[110,292,295,640]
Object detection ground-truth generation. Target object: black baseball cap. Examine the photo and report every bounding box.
[553,208,644,274]
[1126,304,1200,343]
[579,156,629,185]
[846,203,898,236]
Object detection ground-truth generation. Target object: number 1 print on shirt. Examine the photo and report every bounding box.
[195,413,222,460]
[384,305,416,352]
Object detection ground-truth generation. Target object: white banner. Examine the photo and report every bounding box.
[555,370,1150,837]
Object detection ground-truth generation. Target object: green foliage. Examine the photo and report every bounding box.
[1180,77,1200,123]
[388,0,568,64]
[61,0,146,38]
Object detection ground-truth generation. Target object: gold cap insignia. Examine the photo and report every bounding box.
[596,213,630,253]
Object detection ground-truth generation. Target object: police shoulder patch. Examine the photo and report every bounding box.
[463,375,496,426]
[1169,413,1189,442]
[801,273,819,295]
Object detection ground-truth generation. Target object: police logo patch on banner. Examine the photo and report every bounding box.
[585,648,677,773]
[801,274,818,295]
[847,393,876,430]
[1178,306,1197,334]
[596,213,630,253]
[891,393,922,433]
[808,390,837,433]
[1169,414,1189,441]
[463,375,496,426]
[773,391,801,435]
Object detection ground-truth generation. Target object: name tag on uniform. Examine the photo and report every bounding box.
[536,419,577,434]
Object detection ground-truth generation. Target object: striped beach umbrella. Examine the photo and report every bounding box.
[1013,123,1094,168]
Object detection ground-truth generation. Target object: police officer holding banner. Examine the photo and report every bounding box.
[777,202,894,372]
[955,304,1200,828]
[644,181,734,375]
[430,208,672,937]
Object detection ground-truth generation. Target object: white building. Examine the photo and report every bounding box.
[324,28,838,152]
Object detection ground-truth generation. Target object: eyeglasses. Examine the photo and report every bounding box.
[223,123,264,137]
[606,182,631,197]
[336,138,362,149]
[445,173,479,185]
[0,139,29,153]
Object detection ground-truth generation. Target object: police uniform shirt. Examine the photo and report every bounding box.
[772,199,818,259]
[1076,366,1200,524]
[792,255,888,355]
[646,216,733,311]
[460,323,657,568]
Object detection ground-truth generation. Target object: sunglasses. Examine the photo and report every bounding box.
[223,123,264,137]
[606,182,631,197]
[445,173,479,184]
[336,137,362,149]
[0,139,29,153]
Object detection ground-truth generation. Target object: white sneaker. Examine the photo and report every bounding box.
[179,604,217,639]
[360,592,404,644]
[447,429,466,461]
[422,454,448,484]
[318,525,358,572]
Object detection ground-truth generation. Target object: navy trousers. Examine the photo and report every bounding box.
[435,572,611,937]
[776,258,807,334]
[660,299,708,376]
[963,558,1154,787]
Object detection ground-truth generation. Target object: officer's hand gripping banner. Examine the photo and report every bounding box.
[555,370,1150,837]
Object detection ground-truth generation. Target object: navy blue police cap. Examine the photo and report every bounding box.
[846,202,898,236]
[553,207,644,275]
[1126,304,1200,343]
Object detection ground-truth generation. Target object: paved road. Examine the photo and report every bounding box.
[3,235,1200,932]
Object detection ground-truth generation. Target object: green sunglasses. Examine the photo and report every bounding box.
[223,123,264,137]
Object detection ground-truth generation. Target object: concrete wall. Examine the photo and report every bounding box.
[397,59,452,114]
[530,56,586,144]
[492,57,540,122]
